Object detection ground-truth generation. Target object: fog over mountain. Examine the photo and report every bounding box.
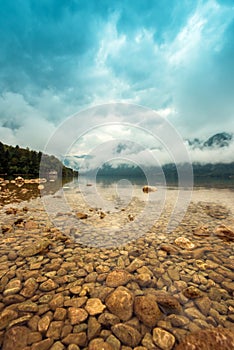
[64,132,234,175]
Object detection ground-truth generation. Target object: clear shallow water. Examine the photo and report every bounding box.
[0,176,234,348]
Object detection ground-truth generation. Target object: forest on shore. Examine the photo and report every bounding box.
[0,141,77,178]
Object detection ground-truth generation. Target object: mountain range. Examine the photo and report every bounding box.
[188,132,233,149]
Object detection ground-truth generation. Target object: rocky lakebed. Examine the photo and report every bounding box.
[0,181,234,350]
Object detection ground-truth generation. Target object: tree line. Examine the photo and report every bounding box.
[0,141,77,178]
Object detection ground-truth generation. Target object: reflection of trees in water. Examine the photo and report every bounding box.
[0,178,73,205]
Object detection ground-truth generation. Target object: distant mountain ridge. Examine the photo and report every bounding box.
[188,132,233,149]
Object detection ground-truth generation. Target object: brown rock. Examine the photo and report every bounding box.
[21,278,38,298]
[183,286,203,299]
[28,315,40,331]
[18,238,51,257]
[154,291,182,314]
[215,224,234,240]
[2,326,30,350]
[62,332,87,346]
[193,225,211,236]
[112,323,142,347]
[174,237,195,250]
[3,294,25,305]
[31,338,54,350]
[106,334,121,350]
[3,279,22,296]
[0,309,18,330]
[205,204,229,219]
[98,312,120,326]
[136,273,152,287]
[8,251,18,261]
[1,225,12,234]
[127,258,144,272]
[54,308,67,321]
[49,294,64,310]
[39,279,58,291]
[50,342,65,350]
[222,281,234,292]
[38,314,52,333]
[68,307,88,325]
[167,314,189,327]
[85,298,106,315]
[26,332,42,345]
[142,186,157,193]
[160,244,179,254]
[194,296,211,316]
[24,221,38,229]
[88,338,114,350]
[134,295,162,328]
[175,328,234,350]
[46,321,63,339]
[76,212,88,219]
[17,301,38,313]
[106,270,132,287]
[88,316,101,340]
[142,332,157,349]
[105,287,134,321]
[152,328,175,350]
[8,315,32,328]
[64,297,87,308]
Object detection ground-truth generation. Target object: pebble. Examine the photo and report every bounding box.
[85,298,106,315]
[3,279,22,296]
[152,327,175,350]
[106,270,132,287]
[134,295,162,327]
[105,287,134,321]
[68,307,88,325]
[174,237,195,250]
[153,291,182,314]
[111,323,142,347]
[183,286,203,299]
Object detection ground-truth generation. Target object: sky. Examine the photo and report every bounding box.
[0,0,234,165]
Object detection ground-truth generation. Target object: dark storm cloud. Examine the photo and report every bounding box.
[0,0,233,150]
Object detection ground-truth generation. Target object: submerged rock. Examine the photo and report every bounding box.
[183,286,203,299]
[18,238,51,257]
[134,295,162,327]
[153,291,182,315]
[152,327,175,350]
[193,225,211,236]
[175,328,234,350]
[106,269,132,287]
[142,186,157,193]
[105,287,134,321]
[76,212,88,219]
[111,323,142,347]
[174,237,195,250]
[215,224,234,241]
